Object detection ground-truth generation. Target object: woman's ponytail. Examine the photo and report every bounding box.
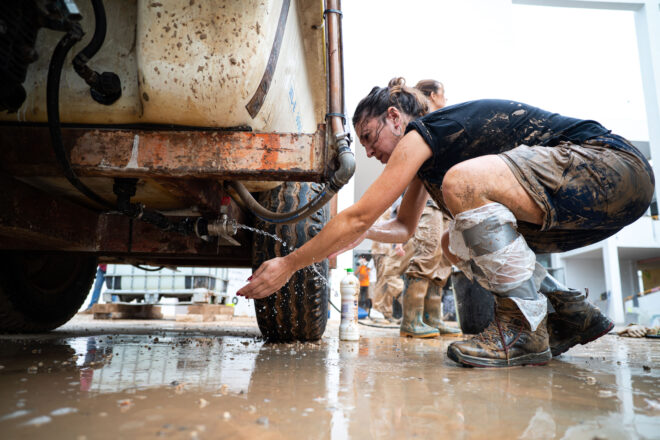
[353,77,428,129]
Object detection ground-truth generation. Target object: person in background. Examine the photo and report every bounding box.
[370,227,391,308]
[370,204,410,323]
[415,79,446,111]
[357,255,372,317]
[83,264,107,313]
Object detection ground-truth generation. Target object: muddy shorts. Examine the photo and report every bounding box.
[499,134,655,253]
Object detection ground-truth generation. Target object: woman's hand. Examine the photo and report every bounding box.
[237,257,296,299]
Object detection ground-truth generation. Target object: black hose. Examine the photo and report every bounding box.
[112,178,198,236]
[47,24,115,209]
[77,0,106,62]
[133,265,165,272]
[228,181,334,225]
[72,0,121,105]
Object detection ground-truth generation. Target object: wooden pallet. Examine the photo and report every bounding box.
[92,303,163,320]
[175,304,235,322]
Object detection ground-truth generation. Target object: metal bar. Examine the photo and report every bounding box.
[0,124,327,180]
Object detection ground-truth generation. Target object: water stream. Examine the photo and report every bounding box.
[237,224,330,288]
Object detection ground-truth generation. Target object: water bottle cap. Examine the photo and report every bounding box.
[345,268,353,273]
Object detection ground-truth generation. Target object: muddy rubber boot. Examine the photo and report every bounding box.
[424,282,461,335]
[447,298,551,367]
[540,275,614,357]
[400,276,440,338]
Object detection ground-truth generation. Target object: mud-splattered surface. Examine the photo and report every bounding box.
[1,317,659,439]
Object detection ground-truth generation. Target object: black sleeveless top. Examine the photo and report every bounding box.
[405,99,610,209]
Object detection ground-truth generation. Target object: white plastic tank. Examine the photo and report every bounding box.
[1,0,326,133]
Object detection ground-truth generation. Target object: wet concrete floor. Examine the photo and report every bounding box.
[1,316,659,439]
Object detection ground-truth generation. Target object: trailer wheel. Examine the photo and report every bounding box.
[0,252,97,333]
[252,182,329,341]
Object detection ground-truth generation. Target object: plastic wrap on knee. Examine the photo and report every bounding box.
[449,203,536,294]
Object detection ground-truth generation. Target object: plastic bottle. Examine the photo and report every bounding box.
[339,268,360,341]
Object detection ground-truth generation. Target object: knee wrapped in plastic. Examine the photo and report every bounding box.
[448,203,536,293]
[448,203,547,331]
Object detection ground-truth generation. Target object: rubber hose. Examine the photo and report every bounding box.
[228,180,334,225]
[47,25,115,209]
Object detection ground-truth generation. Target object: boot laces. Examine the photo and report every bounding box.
[473,304,522,361]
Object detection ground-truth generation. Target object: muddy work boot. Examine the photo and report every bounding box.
[540,275,614,357]
[424,282,461,335]
[447,298,551,367]
[400,276,439,338]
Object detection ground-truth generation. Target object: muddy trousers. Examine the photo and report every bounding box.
[371,242,414,319]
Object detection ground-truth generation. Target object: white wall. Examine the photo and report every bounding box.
[619,258,641,305]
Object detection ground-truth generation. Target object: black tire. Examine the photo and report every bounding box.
[252,182,329,341]
[451,272,495,334]
[0,252,97,333]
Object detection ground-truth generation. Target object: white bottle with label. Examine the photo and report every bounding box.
[339,268,360,341]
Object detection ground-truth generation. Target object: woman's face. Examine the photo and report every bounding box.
[428,87,446,112]
[355,109,404,164]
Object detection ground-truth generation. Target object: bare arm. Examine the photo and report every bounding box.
[366,177,429,243]
[326,177,429,258]
[238,131,432,299]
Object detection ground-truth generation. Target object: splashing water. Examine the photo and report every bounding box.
[237,224,288,249]
[237,224,330,288]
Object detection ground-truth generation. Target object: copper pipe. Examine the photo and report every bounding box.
[325,0,345,136]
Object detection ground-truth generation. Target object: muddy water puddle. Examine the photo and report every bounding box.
[1,333,659,439]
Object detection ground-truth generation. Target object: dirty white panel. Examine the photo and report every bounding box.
[0,0,141,124]
[2,0,326,132]
[138,0,323,132]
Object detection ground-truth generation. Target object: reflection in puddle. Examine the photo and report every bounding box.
[69,335,261,395]
[0,334,658,439]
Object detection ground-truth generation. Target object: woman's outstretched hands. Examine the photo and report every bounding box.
[236,257,295,299]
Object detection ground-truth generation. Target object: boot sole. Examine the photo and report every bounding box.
[447,346,552,368]
[437,330,463,336]
[551,319,614,357]
[400,330,439,339]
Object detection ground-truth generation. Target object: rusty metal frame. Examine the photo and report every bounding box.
[0,175,252,266]
[0,124,328,181]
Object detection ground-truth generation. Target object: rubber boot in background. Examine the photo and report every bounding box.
[447,297,551,367]
[400,276,439,338]
[540,275,614,356]
[424,281,461,335]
